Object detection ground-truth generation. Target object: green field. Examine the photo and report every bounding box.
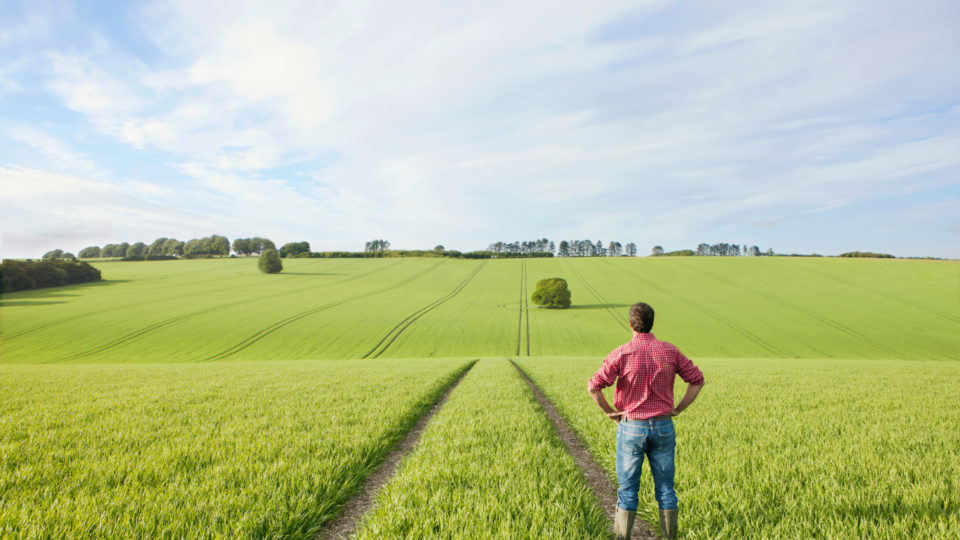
[2,257,958,538]
[2,257,957,362]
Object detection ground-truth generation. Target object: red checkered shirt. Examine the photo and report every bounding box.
[588,333,704,420]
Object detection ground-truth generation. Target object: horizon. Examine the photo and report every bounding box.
[2,1,959,260]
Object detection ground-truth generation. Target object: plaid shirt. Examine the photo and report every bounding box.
[588,333,704,420]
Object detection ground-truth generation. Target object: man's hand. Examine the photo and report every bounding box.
[606,410,625,422]
[670,408,681,416]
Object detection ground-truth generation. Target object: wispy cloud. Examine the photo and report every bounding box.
[1,0,958,258]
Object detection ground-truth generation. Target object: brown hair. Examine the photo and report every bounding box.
[629,302,655,333]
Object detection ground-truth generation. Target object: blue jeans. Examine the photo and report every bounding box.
[616,417,678,511]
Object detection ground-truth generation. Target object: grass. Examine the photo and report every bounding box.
[515,356,960,538]
[2,257,957,362]
[1,256,957,537]
[0,358,471,538]
[351,358,609,539]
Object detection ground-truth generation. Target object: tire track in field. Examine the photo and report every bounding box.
[682,264,908,359]
[516,260,530,356]
[511,361,657,539]
[5,259,393,342]
[363,262,486,359]
[792,263,960,325]
[606,263,784,357]
[206,260,450,362]
[525,263,531,356]
[317,359,477,540]
[62,260,413,360]
[563,261,628,330]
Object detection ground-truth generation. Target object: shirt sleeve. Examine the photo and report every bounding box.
[588,349,621,391]
[675,351,705,385]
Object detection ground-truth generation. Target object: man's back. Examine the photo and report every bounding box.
[588,333,704,420]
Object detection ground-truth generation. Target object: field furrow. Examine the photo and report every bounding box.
[363,261,486,359]
[515,356,960,539]
[350,358,609,539]
[0,359,473,538]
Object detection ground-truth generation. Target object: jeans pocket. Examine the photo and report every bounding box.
[620,432,646,456]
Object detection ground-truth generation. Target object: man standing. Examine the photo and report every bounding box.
[588,302,705,540]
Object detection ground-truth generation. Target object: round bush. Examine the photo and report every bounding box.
[258,249,283,274]
[531,277,571,309]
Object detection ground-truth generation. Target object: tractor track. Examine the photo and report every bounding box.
[206,260,449,362]
[517,260,530,356]
[564,261,627,330]
[792,263,960,325]
[511,360,658,539]
[5,259,399,342]
[682,264,908,359]
[608,263,784,357]
[316,360,477,540]
[60,260,413,360]
[363,262,486,359]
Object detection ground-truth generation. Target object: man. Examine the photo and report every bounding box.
[588,302,705,540]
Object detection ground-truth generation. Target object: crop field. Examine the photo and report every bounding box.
[2,257,957,363]
[2,256,958,538]
[0,358,471,537]
[352,358,608,538]
[515,357,960,538]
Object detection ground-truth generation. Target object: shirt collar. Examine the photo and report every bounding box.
[632,332,656,342]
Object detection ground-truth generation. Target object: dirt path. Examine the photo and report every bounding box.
[315,362,476,540]
[511,361,658,540]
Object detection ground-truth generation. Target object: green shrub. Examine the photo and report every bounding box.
[531,277,571,309]
[258,249,283,274]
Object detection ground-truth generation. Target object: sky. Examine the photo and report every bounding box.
[1,0,959,259]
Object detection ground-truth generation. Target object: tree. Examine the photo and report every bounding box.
[364,239,390,255]
[652,245,664,256]
[232,238,250,255]
[531,277,571,309]
[434,245,445,253]
[209,235,230,256]
[280,241,310,258]
[626,243,637,257]
[258,249,283,273]
[148,238,169,256]
[558,241,570,257]
[126,242,147,258]
[42,249,64,260]
[79,246,101,258]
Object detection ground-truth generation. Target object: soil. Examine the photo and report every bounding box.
[315,364,475,540]
[512,361,658,540]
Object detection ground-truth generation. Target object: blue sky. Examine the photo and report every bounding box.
[1,0,958,258]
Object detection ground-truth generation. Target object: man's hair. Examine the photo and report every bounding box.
[629,302,655,333]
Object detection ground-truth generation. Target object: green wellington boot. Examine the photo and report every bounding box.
[658,509,678,539]
[614,507,636,540]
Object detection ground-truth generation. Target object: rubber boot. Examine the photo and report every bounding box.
[658,509,678,539]
[614,507,635,540]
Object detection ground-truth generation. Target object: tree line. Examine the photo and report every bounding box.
[1,259,102,293]
[55,235,276,260]
[486,239,641,257]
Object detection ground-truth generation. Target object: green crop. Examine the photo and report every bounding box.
[1,256,957,538]
[515,356,960,538]
[0,358,471,538]
[351,358,609,539]
[2,257,956,363]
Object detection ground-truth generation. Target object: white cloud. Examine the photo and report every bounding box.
[2,0,957,256]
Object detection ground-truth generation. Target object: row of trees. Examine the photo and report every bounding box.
[488,239,555,255]
[692,243,774,257]
[364,239,391,254]
[1,259,102,293]
[232,237,276,256]
[280,241,311,257]
[557,240,638,257]
[68,235,274,260]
